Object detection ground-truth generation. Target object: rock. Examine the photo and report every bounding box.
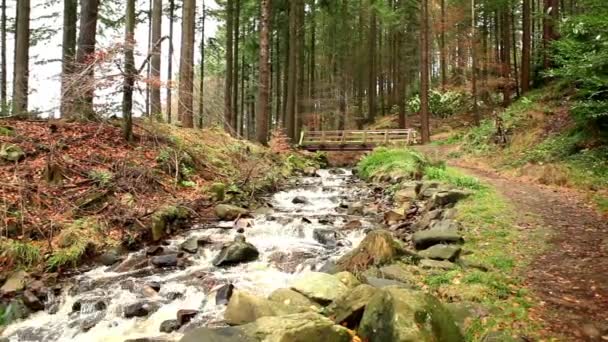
[334,271,361,289]
[418,244,462,261]
[160,319,180,333]
[177,309,198,325]
[290,272,348,304]
[212,238,259,267]
[97,250,121,266]
[326,284,377,327]
[346,202,364,215]
[416,181,440,198]
[124,301,159,318]
[125,338,171,342]
[413,209,444,230]
[215,204,249,221]
[150,254,178,268]
[180,326,254,342]
[150,206,190,241]
[446,302,491,332]
[146,246,164,256]
[384,209,405,225]
[180,237,199,254]
[268,288,320,310]
[318,260,338,274]
[240,312,351,342]
[292,196,310,204]
[22,290,45,311]
[342,220,362,230]
[430,190,471,209]
[312,229,341,247]
[1,299,30,325]
[147,281,161,292]
[26,280,47,300]
[210,182,226,201]
[80,312,104,332]
[329,169,346,175]
[302,167,318,177]
[412,227,463,250]
[359,287,464,342]
[374,263,419,287]
[336,230,415,273]
[0,143,25,162]
[215,283,235,305]
[224,290,296,325]
[394,187,417,204]
[442,208,458,219]
[419,259,458,270]
[1,270,28,295]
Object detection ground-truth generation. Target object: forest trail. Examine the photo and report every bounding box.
[450,160,608,341]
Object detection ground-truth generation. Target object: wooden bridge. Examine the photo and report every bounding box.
[299,129,419,151]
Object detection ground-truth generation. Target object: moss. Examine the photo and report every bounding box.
[357,148,429,180]
[48,218,108,270]
[0,239,42,268]
[210,182,226,201]
[0,126,15,136]
[150,205,190,241]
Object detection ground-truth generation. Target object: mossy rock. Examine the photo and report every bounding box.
[0,126,15,136]
[150,205,190,241]
[210,182,226,201]
[0,143,25,162]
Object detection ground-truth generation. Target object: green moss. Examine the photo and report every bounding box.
[357,148,429,180]
[47,218,108,270]
[150,205,190,241]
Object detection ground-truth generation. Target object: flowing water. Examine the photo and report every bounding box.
[2,169,375,342]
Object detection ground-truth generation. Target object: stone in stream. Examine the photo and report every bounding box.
[180,237,199,254]
[1,270,28,295]
[146,245,165,256]
[160,319,180,333]
[325,284,377,327]
[212,236,259,267]
[150,253,179,268]
[177,309,198,325]
[418,244,462,261]
[268,288,320,310]
[215,204,249,221]
[215,283,235,305]
[394,186,417,204]
[147,281,161,292]
[124,301,160,318]
[329,169,346,175]
[292,196,310,204]
[384,209,406,225]
[97,250,122,266]
[342,219,362,230]
[1,299,31,325]
[224,290,299,325]
[346,202,364,215]
[358,287,464,342]
[290,272,348,305]
[22,290,45,311]
[312,228,343,247]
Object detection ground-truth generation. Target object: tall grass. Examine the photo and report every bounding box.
[357,148,429,179]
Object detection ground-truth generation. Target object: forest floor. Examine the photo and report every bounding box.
[417,144,608,340]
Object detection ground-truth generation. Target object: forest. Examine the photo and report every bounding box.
[0,0,607,342]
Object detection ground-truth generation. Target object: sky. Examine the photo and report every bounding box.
[4,0,220,117]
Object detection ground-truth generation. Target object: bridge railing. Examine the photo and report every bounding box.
[299,129,419,147]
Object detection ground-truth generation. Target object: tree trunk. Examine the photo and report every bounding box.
[224,0,233,132]
[521,0,531,93]
[542,0,559,69]
[145,0,152,117]
[60,0,77,118]
[256,0,271,145]
[233,0,240,133]
[471,0,479,124]
[122,0,136,141]
[178,0,196,127]
[502,9,512,107]
[74,0,99,119]
[150,0,162,116]
[12,0,30,117]
[440,0,447,90]
[367,1,377,123]
[285,0,298,139]
[0,0,5,114]
[167,0,175,123]
[420,0,430,143]
[198,2,206,128]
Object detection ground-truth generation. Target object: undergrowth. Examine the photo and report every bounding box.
[423,166,484,190]
[0,239,42,268]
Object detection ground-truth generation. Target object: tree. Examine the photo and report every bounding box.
[122,0,136,141]
[368,0,377,123]
[420,0,430,143]
[74,0,100,119]
[167,0,175,123]
[542,0,559,69]
[256,0,271,145]
[178,0,196,127]
[150,0,162,116]
[12,0,30,117]
[60,0,78,118]
[198,2,206,128]
[285,0,299,139]
[224,0,234,132]
[0,0,6,114]
[521,0,531,92]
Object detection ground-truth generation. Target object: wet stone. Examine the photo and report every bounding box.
[215,284,235,305]
[159,319,180,333]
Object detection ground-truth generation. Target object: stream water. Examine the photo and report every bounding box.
[2,169,374,342]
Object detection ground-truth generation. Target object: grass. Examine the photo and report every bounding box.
[0,239,42,268]
[426,187,548,341]
[423,166,484,190]
[47,218,110,270]
[357,147,429,180]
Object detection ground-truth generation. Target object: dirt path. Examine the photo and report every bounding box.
[452,161,608,341]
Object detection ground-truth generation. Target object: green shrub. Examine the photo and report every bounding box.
[408,89,471,118]
[357,148,429,179]
[88,169,114,187]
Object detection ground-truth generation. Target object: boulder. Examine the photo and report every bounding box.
[147,281,161,292]
[268,288,320,310]
[374,263,420,288]
[430,190,471,209]
[1,299,30,325]
[329,169,346,175]
[146,246,165,256]
[364,276,410,288]
[215,204,249,221]
[419,259,458,270]
[359,287,464,342]
[1,270,28,295]
[212,237,259,267]
[412,227,463,250]
[384,209,405,225]
[240,312,351,342]
[160,319,180,333]
[224,290,296,325]
[446,302,491,332]
[413,209,444,230]
[416,181,440,199]
[326,284,377,327]
[290,272,348,304]
[346,202,364,216]
[336,230,414,274]
[124,302,159,318]
[312,229,341,247]
[150,254,178,268]
[342,220,362,230]
[177,309,198,325]
[394,187,417,204]
[180,326,254,342]
[97,250,121,266]
[302,167,319,177]
[22,290,45,311]
[418,244,462,261]
[334,271,361,289]
[180,237,199,254]
[292,196,310,204]
[215,283,235,305]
